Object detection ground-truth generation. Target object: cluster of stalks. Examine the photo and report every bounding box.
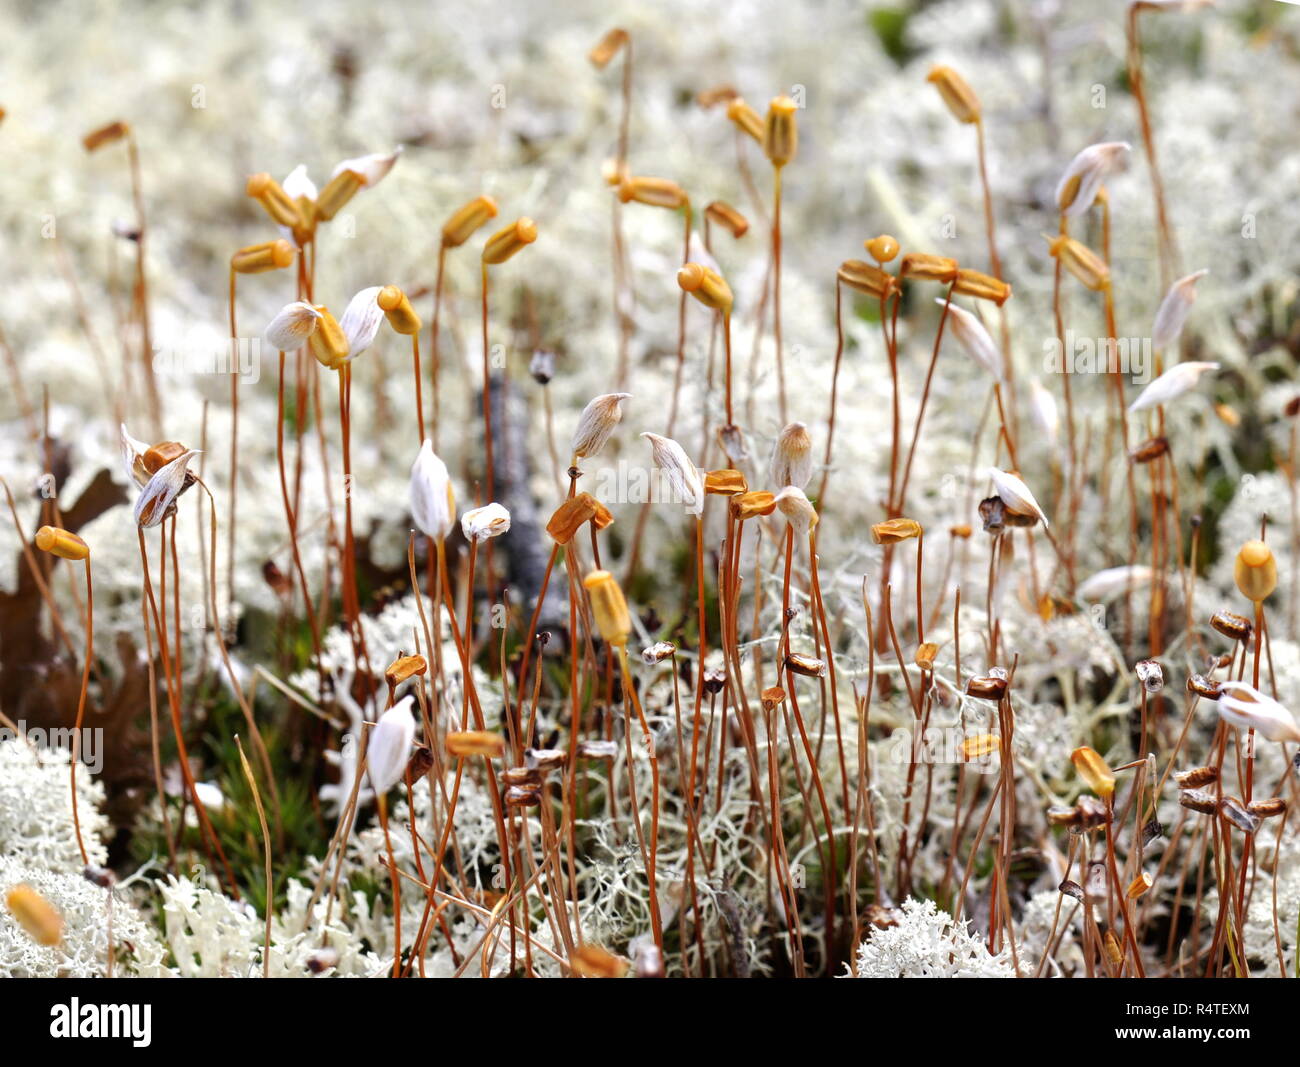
[7,5,1299,981]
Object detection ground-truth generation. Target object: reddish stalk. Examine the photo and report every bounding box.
[771,167,788,423]
[1126,3,1180,289]
[275,350,325,681]
[67,555,94,866]
[126,130,162,433]
[430,245,447,452]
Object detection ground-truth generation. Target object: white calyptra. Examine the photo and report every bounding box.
[119,424,151,489]
[1077,564,1155,601]
[988,467,1050,528]
[1151,270,1209,351]
[1128,361,1219,414]
[134,450,200,528]
[282,164,317,201]
[769,422,812,489]
[640,641,676,665]
[571,392,631,459]
[641,432,704,516]
[338,287,385,359]
[365,697,417,795]
[1215,682,1300,743]
[461,502,511,543]
[275,165,319,246]
[1028,379,1059,445]
[685,232,722,275]
[331,147,403,187]
[940,300,1002,380]
[192,781,226,812]
[1054,142,1130,218]
[773,486,818,539]
[409,440,456,540]
[264,301,321,351]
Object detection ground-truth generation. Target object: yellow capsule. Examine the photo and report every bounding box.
[871,517,923,545]
[446,731,505,758]
[865,234,900,264]
[384,654,427,687]
[546,494,598,545]
[142,441,187,474]
[377,285,422,335]
[926,66,981,124]
[315,169,364,222]
[549,492,613,537]
[5,884,63,947]
[583,569,631,647]
[1103,929,1123,967]
[725,97,764,142]
[570,943,629,978]
[763,95,798,168]
[838,260,898,300]
[1038,594,1065,621]
[705,200,749,239]
[899,253,959,283]
[731,490,776,521]
[704,469,748,495]
[307,305,349,370]
[1126,873,1154,900]
[618,175,688,210]
[34,525,88,562]
[588,27,629,69]
[441,194,498,248]
[588,496,614,531]
[82,120,130,152]
[231,239,296,274]
[677,262,733,316]
[245,172,303,230]
[1046,234,1110,292]
[915,642,939,671]
[962,734,1000,760]
[1214,403,1240,428]
[1071,746,1116,800]
[1234,540,1277,603]
[953,268,1012,306]
[482,217,538,265]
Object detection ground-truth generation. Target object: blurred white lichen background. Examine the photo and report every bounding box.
[1,0,1299,978]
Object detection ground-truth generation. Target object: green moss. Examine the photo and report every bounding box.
[869,7,918,67]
